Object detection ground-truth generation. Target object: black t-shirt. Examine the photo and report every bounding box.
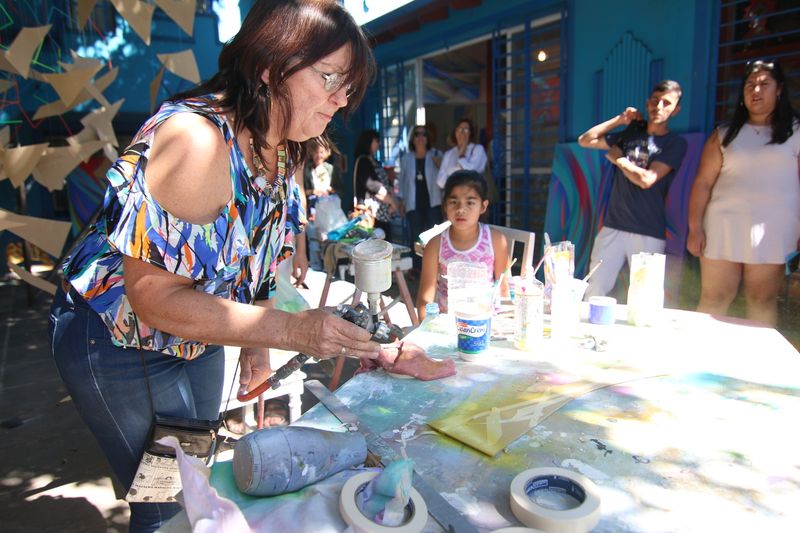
[414,157,431,211]
[603,125,687,239]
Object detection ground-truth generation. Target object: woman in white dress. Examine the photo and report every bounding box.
[687,59,800,325]
[436,117,488,189]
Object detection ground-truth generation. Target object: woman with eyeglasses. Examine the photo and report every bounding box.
[353,129,401,241]
[398,125,444,266]
[436,117,488,189]
[49,2,381,530]
[687,59,800,326]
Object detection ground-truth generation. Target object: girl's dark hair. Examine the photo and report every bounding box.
[171,0,375,175]
[443,170,488,202]
[408,125,431,151]
[448,117,476,145]
[354,129,379,201]
[354,129,379,158]
[721,59,799,147]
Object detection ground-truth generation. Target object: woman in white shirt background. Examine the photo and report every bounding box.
[398,125,443,269]
[436,117,488,188]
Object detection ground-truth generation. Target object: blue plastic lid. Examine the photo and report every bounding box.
[425,302,440,316]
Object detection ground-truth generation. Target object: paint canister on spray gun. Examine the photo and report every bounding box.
[233,427,367,496]
[351,239,393,294]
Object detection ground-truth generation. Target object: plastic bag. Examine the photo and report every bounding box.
[275,260,311,313]
[314,195,348,235]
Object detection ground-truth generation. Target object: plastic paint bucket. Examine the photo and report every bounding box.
[455,311,492,360]
[588,296,616,325]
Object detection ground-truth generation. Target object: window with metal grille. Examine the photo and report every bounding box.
[715,0,800,126]
[379,61,416,168]
[490,13,564,243]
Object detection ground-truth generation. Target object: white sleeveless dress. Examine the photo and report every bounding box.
[703,122,800,264]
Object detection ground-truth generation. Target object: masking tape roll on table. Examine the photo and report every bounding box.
[509,467,601,533]
[340,471,428,533]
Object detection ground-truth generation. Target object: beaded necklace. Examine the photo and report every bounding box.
[249,138,287,202]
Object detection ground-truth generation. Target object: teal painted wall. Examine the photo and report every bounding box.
[568,0,716,138]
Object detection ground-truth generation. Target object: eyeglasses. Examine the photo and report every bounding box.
[309,65,352,96]
[456,127,470,133]
[745,59,775,70]
[413,130,427,137]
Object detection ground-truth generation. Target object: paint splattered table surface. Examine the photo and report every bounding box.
[296,307,800,532]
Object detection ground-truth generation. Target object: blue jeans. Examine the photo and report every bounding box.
[49,286,225,532]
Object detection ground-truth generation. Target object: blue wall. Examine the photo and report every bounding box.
[568,0,716,138]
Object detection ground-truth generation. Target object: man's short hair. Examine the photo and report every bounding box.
[651,80,682,102]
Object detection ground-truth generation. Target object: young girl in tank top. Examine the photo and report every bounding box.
[416,170,508,319]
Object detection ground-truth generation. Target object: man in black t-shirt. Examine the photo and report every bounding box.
[578,80,687,298]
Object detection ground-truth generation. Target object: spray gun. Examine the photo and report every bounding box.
[237,239,403,402]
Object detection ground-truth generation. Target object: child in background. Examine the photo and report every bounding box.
[416,170,508,319]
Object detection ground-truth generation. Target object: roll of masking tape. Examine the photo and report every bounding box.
[340,471,428,533]
[509,468,601,533]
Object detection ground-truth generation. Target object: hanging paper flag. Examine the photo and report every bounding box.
[32,141,105,191]
[8,263,57,295]
[150,65,166,113]
[109,0,155,46]
[155,0,196,36]
[0,25,52,79]
[1,143,49,188]
[0,209,72,258]
[157,49,200,84]
[81,99,124,149]
[40,66,102,108]
[33,67,118,120]
[77,0,101,30]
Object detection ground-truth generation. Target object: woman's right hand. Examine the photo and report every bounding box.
[289,308,381,360]
[686,228,706,257]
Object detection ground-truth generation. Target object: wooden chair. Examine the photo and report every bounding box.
[488,224,536,277]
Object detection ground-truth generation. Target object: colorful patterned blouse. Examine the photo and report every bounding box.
[63,95,306,359]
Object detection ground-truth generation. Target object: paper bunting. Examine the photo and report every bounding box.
[32,141,105,191]
[8,263,57,295]
[0,209,72,258]
[2,143,49,188]
[109,0,155,45]
[78,0,101,30]
[0,25,52,79]
[62,51,104,72]
[157,49,201,84]
[150,66,166,113]
[33,67,118,120]
[80,99,124,148]
[40,66,102,108]
[155,0,196,36]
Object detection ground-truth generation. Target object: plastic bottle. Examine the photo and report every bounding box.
[420,302,453,335]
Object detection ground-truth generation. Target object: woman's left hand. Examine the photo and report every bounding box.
[292,248,308,286]
[238,347,272,397]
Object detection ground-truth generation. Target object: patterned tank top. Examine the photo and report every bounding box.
[435,223,495,313]
[63,95,306,359]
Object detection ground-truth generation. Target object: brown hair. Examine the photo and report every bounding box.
[448,117,476,145]
[173,0,375,174]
